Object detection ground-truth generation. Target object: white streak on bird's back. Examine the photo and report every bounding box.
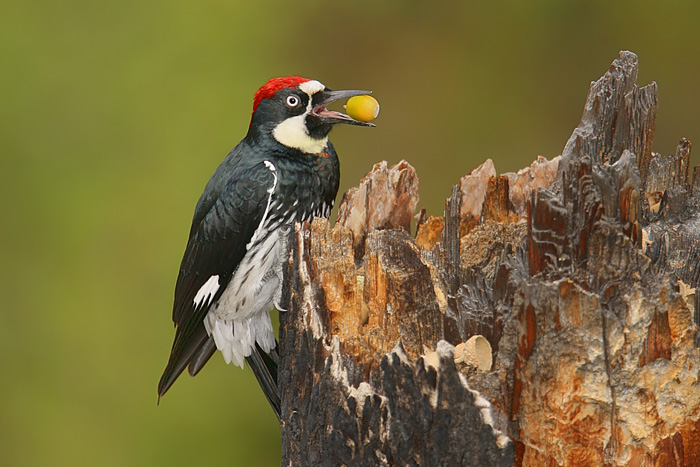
[246,161,277,250]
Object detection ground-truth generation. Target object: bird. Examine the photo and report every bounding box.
[158,76,374,420]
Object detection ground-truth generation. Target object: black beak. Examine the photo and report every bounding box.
[312,89,376,127]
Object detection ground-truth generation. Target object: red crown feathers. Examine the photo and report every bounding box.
[252,76,311,114]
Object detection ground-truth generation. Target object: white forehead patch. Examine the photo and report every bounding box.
[299,80,325,96]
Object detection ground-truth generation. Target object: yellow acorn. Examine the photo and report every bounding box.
[345,95,380,122]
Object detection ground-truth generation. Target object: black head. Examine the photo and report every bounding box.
[248,76,374,154]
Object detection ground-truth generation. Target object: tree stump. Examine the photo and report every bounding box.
[278,51,700,466]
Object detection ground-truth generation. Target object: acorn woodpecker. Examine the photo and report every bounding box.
[158,76,374,419]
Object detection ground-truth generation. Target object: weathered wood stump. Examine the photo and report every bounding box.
[278,51,700,466]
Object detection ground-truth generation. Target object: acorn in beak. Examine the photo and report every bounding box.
[312,89,376,127]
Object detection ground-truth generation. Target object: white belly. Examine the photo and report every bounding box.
[203,230,282,368]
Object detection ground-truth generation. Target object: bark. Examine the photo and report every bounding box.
[278,51,700,467]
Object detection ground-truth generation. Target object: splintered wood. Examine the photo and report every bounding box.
[279,51,700,467]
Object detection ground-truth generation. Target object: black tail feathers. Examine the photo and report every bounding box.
[245,341,280,420]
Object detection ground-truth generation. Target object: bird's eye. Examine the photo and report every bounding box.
[286,95,300,107]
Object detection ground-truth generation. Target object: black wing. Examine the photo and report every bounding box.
[158,159,277,398]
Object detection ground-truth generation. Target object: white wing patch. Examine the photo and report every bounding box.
[246,161,278,250]
[193,275,220,309]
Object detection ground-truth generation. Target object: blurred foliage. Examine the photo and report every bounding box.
[2,0,699,465]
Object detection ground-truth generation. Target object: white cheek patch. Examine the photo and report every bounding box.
[272,115,328,154]
[272,79,328,154]
[272,89,329,154]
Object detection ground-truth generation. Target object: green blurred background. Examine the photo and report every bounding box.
[2,1,699,465]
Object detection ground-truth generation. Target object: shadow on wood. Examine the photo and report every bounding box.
[279,51,700,467]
